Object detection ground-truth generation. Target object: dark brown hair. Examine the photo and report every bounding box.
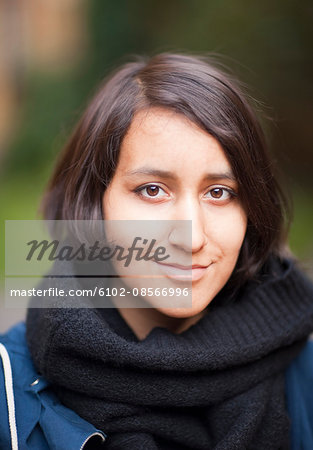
[42,52,290,285]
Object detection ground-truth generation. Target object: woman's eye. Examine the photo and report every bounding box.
[135,184,168,199]
[205,187,235,201]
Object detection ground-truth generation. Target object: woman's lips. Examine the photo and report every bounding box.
[154,261,211,282]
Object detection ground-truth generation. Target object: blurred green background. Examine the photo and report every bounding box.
[0,1,312,328]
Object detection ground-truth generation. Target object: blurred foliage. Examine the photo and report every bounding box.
[4,72,91,175]
[1,0,313,284]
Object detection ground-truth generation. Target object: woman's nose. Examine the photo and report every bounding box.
[168,198,208,253]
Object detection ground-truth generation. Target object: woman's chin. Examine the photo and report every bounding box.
[156,296,212,320]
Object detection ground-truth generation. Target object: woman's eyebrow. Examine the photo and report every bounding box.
[124,167,236,182]
[124,168,178,180]
[203,172,236,182]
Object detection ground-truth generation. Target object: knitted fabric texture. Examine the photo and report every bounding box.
[26,257,313,449]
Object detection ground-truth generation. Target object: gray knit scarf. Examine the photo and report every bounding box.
[26,257,313,449]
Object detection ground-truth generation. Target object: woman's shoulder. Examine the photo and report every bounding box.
[285,338,313,450]
[0,322,106,449]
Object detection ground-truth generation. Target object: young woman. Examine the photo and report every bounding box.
[1,53,313,450]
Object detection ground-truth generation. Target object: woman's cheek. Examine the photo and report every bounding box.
[214,209,247,257]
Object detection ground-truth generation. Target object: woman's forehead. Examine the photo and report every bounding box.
[118,108,233,176]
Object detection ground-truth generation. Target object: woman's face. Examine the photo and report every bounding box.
[102,107,247,318]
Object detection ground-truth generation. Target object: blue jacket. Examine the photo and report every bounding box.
[0,322,312,450]
[0,323,106,450]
